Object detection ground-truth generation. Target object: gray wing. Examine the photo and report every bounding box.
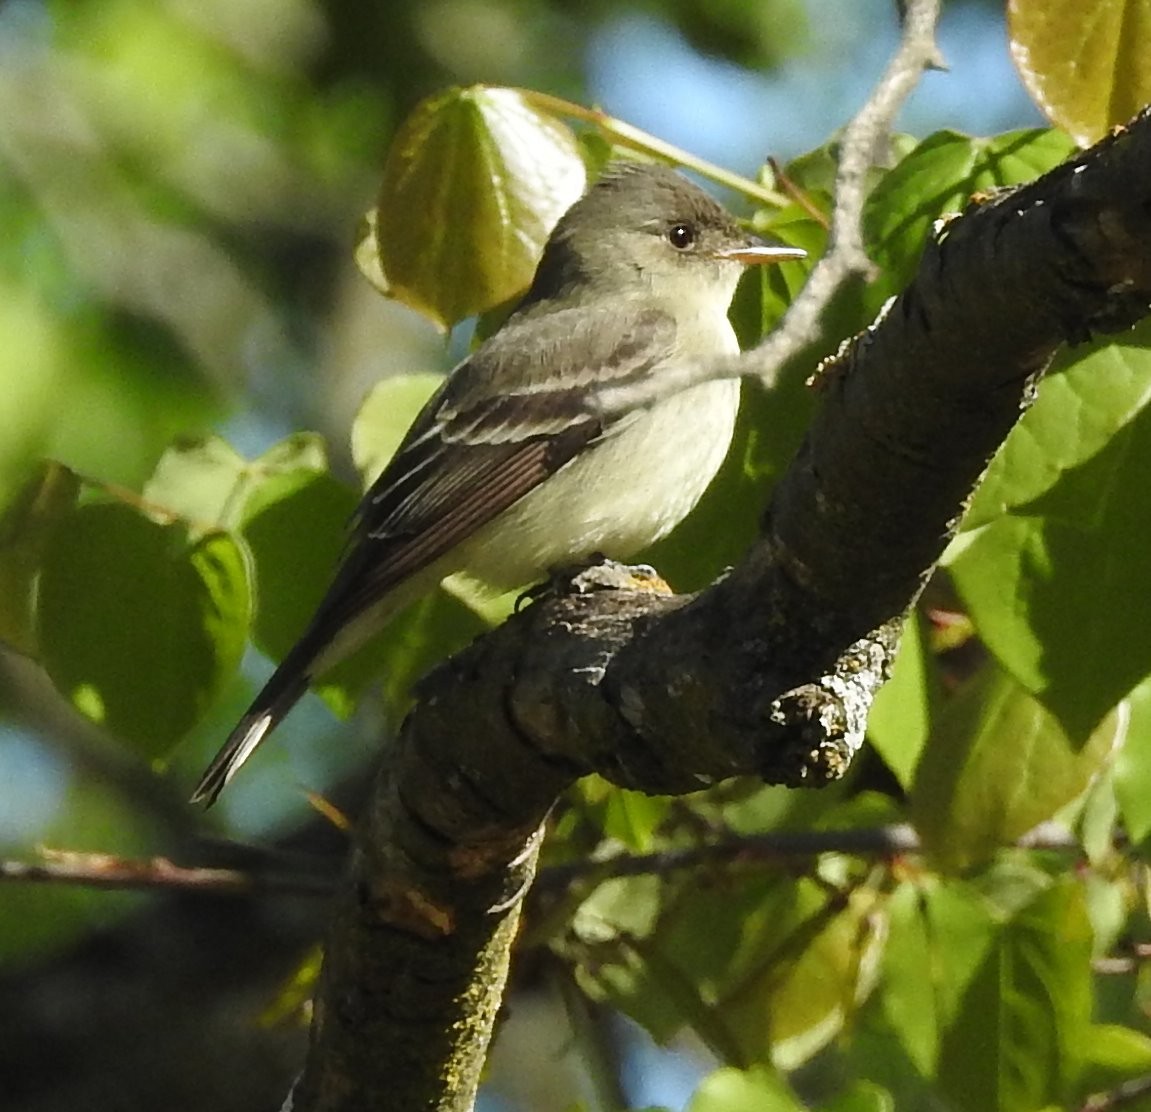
[325,302,678,618]
[189,301,677,805]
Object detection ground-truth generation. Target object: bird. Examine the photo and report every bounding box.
[190,161,805,804]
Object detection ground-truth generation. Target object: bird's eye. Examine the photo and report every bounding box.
[667,223,695,250]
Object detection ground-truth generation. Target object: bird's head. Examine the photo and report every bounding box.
[525,161,805,307]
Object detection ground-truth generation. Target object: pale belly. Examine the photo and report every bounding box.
[455,377,741,591]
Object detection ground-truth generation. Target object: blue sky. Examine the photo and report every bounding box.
[588,0,1044,177]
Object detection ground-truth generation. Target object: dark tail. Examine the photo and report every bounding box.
[189,668,310,806]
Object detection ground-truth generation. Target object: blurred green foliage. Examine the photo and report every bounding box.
[5,2,1151,1111]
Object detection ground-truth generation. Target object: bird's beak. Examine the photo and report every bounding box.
[716,239,807,266]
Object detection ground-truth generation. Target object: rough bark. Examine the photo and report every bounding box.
[292,110,1151,1111]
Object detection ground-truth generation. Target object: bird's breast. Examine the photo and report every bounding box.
[455,376,742,591]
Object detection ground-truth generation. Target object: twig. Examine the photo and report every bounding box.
[1079,1074,1151,1111]
[0,850,334,896]
[1092,943,1151,975]
[587,0,944,417]
[518,89,790,208]
[0,818,1083,898]
[767,155,831,229]
[534,820,1079,892]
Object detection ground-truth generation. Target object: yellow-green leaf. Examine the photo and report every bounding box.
[370,85,586,329]
[142,433,331,533]
[687,1067,804,1112]
[1008,0,1151,144]
[911,663,1123,872]
[351,372,442,486]
[866,610,935,789]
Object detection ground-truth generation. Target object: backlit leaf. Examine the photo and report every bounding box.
[369,85,586,329]
[687,1067,804,1112]
[911,663,1122,872]
[937,880,1092,1112]
[351,372,442,486]
[1008,0,1151,144]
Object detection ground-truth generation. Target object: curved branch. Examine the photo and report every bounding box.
[292,71,1151,1112]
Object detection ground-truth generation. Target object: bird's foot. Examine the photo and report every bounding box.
[515,555,672,611]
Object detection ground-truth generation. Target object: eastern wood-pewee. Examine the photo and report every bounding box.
[191,161,805,804]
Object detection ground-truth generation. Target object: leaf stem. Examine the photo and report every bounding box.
[516,88,790,208]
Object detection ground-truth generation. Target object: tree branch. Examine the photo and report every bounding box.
[0,818,1086,898]
[286,110,1151,1111]
[0,850,334,896]
[291,108,1151,1110]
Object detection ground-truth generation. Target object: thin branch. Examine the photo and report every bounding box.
[588,0,944,417]
[1092,943,1151,975]
[2,820,1082,898]
[518,89,790,208]
[0,850,334,896]
[819,0,944,279]
[535,820,1080,892]
[1079,1074,1151,1112]
[768,155,832,229]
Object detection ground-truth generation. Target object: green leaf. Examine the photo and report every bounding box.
[1008,0,1151,145]
[686,1066,804,1112]
[937,879,1093,1112]
[879,878,1000,1077]
[0,289,59,511]
[353,208,388,298]
[141,435,251,529]
[708,878,886,1069]
[1075,1024,1151,1098]
[599,788,670,853]
[571,776,672,852]
[570,872,872,1065]
[910,663,1121,873]
[570,873,684,1042]
[142,433,331,532]
[863,130,1077,283]
[0,462,80,656]
[36,503,250,759]
[351,372,442,485]
[238,467,360,712]
[1112,676,1151,841]
[817,1081,894,1112]
[948,400,1151,738]
[368,85,587,329]
[866,609,935,788]
[965,320,1151,529]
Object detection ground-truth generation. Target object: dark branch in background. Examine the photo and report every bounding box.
[0,819,1087,897]
[0,851,335,896]
[534,820,1079,892]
